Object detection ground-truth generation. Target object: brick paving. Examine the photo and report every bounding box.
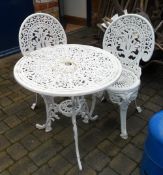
[0,27,163,175]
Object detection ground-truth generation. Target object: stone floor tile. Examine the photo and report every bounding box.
[5,122,34,143]
[131,167,140,175]
[7,91,26,102]
[99,167,118,175]
[7,143,27,160]
[4,115,21,128]
[0,110,6,121]
[3,101,29,116]
[110,153,137,175]
[140,87,156,97]
[0,152,13,173]
[0,86,11,98]
[98,139,120,158]
[136,108,154,121]
[21,134,41,151]
[0,135,10,151]
[0,96,13,107]
[142,126,148,134]
[0,170,11,175]
[79,128,106,152]
[66,163,97,175]
[138,93,150,103]
[57,125,84,146]
[127,115,146,137]
[131,132,146,150]
[29,138,62,166]
[143,101,162,112]
[0,121,9,134]
[32,165,55,175]
[122,143,143,163]
[150,95,163,106]
[54,126,76,147]
[9,157,37,175]
[33,129,54,142]
[48,155,72,175]
[108,130,131,148]
[61,144,78,165]
[16,108,36,121]
[95,110,119,137]
[84,149,110,171]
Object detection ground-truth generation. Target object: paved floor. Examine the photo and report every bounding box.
[0,27,163,175]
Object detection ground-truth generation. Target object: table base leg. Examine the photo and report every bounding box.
[36,95,60,132]
[72,97,82,170]
[81,95,98,123]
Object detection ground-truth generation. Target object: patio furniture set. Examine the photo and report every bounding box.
[13,12,155,170]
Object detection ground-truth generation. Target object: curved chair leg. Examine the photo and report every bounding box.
[119,102,128,139]
[89,94,98,120]
[31,93,38,110]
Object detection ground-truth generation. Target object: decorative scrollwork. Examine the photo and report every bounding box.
[108,87,139,105]
[103,14,155,78]
[14,45,122,96]
[19,13,67,55]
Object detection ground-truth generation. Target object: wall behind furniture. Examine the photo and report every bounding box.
[63,0,86,18]
[0,0,34,58]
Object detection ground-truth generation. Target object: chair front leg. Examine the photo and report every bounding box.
[108,90,138,139]
[109,92,129,139]
[119,101,129,139]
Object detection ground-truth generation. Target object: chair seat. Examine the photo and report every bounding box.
[108,69,140,92]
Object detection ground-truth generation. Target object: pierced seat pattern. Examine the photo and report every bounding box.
[102,14,155,139]
[108,69,140,91]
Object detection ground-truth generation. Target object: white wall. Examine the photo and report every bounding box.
[63,0,86,18]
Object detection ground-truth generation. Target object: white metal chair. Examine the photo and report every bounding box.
[103,14,155,139]
[19,12,67,109]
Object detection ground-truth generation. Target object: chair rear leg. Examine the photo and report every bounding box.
[134,99,142,113]
[31,93,38,110]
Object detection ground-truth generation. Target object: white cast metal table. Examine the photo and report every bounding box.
[14,44,122,170]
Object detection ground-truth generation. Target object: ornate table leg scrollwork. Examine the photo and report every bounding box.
[80,95,98,124]
[58,96,98,124]
[36,95,60,132]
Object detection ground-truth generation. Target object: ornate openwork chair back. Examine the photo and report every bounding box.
[18,12,67,110]
[103,14,155,78]
[19,12,67,56]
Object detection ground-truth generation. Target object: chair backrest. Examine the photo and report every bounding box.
[19,13,67,55]
[103,14,155,78]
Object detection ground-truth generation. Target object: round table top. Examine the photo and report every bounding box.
[14,44,122,96]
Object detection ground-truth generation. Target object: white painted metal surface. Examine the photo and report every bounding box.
[19,12,67,110]
[14,44,122,170]
[19,12,67,56]
[103,14,155,139]
[14,44,122,96]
